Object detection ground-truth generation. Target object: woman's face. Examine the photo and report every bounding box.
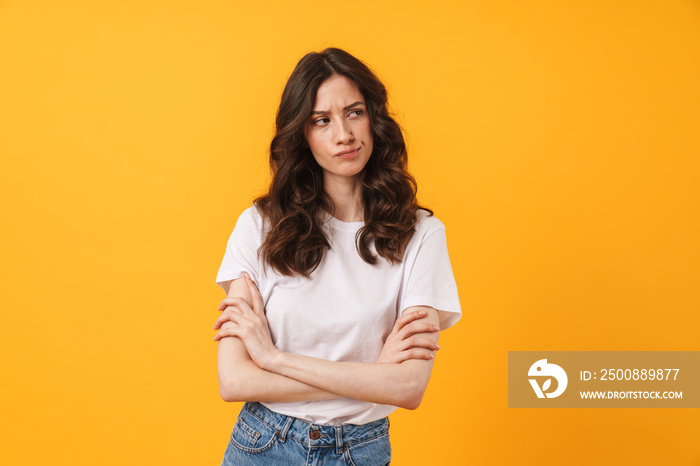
[304,75,373,185]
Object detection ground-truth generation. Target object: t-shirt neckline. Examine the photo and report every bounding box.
[322,211,364,232]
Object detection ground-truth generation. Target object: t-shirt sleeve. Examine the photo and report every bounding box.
[399,223,462,330]
[215,207,262,291]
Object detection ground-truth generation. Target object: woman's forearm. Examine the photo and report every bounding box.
[217,328,343,403]
[216,276,439,407]
[263,351,435,410]
[257,308,441,410]
[216,277,342,403]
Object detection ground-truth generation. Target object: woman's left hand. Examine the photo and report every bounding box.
[376,309,440,364]
[213,273,278,369]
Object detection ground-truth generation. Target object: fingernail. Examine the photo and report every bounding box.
[429,353,435,359]
[432,325,439,331]
[435,344,441,350]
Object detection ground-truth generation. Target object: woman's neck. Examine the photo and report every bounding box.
[323,174,364,222]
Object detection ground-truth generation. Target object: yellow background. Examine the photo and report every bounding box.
[1,0,698,464]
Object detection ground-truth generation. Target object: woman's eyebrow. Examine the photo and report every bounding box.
[311,101,366,115]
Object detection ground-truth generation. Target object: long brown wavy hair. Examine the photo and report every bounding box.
[254,47,433,277]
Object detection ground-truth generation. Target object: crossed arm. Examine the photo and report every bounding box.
[214,274,441,410]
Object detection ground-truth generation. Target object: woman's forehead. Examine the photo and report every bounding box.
[312,75,365,111]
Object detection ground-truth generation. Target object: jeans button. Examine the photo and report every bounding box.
[309,430,321,440]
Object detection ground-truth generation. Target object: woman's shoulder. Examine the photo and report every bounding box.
[415,207,446,234]
[233,203,267,235]
[401,208,452,259]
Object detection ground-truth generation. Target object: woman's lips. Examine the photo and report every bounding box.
[336,147,360,158]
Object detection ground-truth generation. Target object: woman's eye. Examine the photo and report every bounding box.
[313,117,330,126]
[348,109,363,118]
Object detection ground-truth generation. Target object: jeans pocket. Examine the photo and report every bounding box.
[344,432,391,466]
[228,408,278,454]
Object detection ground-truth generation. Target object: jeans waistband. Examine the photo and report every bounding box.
[243,402,389,454]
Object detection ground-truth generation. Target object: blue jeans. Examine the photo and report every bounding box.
[221,402,391,465]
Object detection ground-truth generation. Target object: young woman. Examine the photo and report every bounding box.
[213,48,461,465]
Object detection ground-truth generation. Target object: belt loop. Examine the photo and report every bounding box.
[279,416,294,443]
[334,425,344,454]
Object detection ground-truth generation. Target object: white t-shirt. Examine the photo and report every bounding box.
[216,205,461,425]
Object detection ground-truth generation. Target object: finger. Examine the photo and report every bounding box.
[394,349,435,363]
[244,273,264,315]
[398,321,440,339]
[218,296,254,315]
[399,310,427,325]
[403,349,435,361]
[224,304,245,314]
[214,307,248,329]
[213,309,245,330]
[218,295,255,311]
[400,336,440,351]
[391,310,427,334]
[213,325,241,341]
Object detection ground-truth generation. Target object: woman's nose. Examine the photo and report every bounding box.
[335,120,354,144]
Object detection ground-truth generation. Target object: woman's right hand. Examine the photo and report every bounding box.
[213,273,281,370]
[376,310,440,364]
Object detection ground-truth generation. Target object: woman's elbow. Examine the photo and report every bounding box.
[219,377,247,403]
[398,395,423,410]
[219,385,235,403]
[219,385,232,403]
[219,381,234,402]
[395,380,427,410]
